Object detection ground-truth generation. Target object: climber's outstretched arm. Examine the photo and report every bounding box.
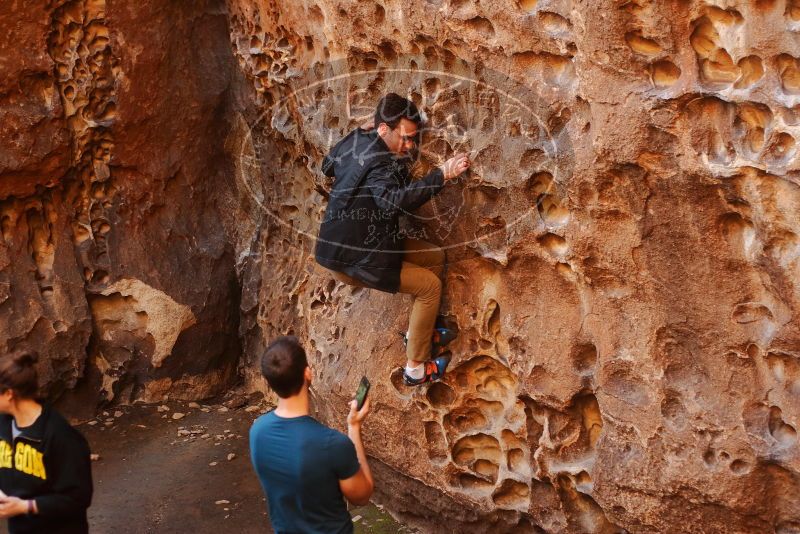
[367,152,471,214]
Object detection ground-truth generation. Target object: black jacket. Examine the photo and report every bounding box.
[0,406,93,534]
[315,127,445,292]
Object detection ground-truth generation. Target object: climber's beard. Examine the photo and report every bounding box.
[393,147,419,164]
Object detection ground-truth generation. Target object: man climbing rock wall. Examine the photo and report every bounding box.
[1,0,798,532]
[227,1,800,533]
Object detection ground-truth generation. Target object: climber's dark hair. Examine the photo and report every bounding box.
[261,336,308,398]
[0,350,39,399]
[374,93,422,130]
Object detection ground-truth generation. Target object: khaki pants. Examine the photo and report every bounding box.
[330,239,445,363]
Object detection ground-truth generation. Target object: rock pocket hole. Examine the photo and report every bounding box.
[765,132,797,166]
[452,433,502,466]
[526,171,554,202]
[91,270,109,284]
[661,392,687,430]
[778,54,800,94]
[649,59,681,88]
[390,367,410,395]
[484,300,501,338]
[538,233,568,256]
[427,382,456,408]
[465,16,495,39]
[788,0,800,21]
[444,405,490,435]
[556,262,575,279]
[732,302,773,324]
[575,470,592,489]
[625,31,661,55]
[492,479,530,509]
[690,17,739,86]
[769,406,798,446]
[571,343,598,375]
[454,472,495,491]
[538,11,571,34]
[735,103,770,155]
[472,459,500,482]
[577,394,603,448]
[507,448,525,472]
[72,223,91,244]
[729,459,750,475]
[424,76,440,96]
[735,55,764,89]
[537,195,570,226]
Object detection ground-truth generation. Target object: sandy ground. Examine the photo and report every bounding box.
[1,399,414,533]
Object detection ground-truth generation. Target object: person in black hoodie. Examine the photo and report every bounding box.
[0,350,93,533]
[315,93,470,385]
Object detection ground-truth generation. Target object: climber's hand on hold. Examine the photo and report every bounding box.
[347,397,370,430]
[441,153,471,181]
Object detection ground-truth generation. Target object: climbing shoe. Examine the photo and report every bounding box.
[431,327,457,352]
[400,324,458,357]
[402,355,451,386]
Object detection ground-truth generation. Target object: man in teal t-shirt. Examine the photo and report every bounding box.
[249,337,373,534]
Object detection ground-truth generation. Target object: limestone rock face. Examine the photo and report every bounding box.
[225,1,800,532]
[0,0,242,412]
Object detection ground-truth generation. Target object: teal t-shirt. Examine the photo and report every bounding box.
[249,411,360,534]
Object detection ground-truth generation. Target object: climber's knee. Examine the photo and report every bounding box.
[399,262,441,302]
[418,271,442,302]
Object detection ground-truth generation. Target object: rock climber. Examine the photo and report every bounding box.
[315,92,470,385]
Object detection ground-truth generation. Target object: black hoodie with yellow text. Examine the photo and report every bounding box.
[0,406,93,533]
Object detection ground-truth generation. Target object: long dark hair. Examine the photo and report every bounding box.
[0,351,39,399]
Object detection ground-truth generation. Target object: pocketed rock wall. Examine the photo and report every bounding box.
[0,0,243,415]
[225,1,800,533]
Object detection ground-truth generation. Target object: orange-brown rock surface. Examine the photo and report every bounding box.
[227,1,800,532]
[0,0,243,411]
[1,0,799,532]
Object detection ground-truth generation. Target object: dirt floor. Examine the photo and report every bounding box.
[0,398,416,534]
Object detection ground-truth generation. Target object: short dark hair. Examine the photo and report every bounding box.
[374,93,422,130]
[0,351,39,399]
[260,336,308,398]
